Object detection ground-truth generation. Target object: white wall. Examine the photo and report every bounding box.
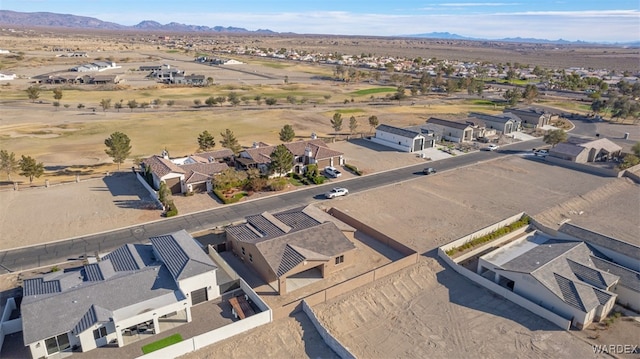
[372,130,421,152]
[302,300,355,359]
[614,285,640,312]
[178,271,220,303]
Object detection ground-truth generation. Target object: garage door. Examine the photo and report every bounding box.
[165,177,182,194]
[191,182,207,193]
[191,288,208,305]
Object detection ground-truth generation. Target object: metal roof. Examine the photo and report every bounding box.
[376,124,422,139]
[149,230,217,281]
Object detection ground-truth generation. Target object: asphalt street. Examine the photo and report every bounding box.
[0,139,544,274]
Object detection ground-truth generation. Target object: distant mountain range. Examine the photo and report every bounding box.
[1,10,637,46]
[406,32,639,46]
[0,10,275,34]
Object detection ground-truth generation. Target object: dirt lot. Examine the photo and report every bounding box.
[0,172,160,250]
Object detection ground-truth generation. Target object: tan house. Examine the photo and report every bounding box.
[225,205,356,295]
[141,150,229,194]
[424,117,474,143]
[236,139,344,175]
[548,137,622,163]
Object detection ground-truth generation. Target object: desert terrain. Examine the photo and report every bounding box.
[0,28,638,359]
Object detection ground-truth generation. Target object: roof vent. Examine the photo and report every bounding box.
[72,300,78,304]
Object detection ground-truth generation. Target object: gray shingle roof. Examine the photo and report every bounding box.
[500,240,618,313]
[559,224,640,263]
[469,112,514,124]
[591,256,640,292]
[227,206,322,242]
[376,124,422,139]
[426,117,472,130]
[149,230,217,281]
[549,143,587,157]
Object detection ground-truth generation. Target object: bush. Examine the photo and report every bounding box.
[445,215,530,256]
[268,177,288,191]
[344,163,363,176]
[165,200,178,217]
[312,176,326,184]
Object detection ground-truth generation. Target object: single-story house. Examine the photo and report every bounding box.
[171,74,205,85]
[424,118,474,143]
[478,235,619,329]
[504,108,555,128]
[225,205,356,295]
[22,230,219,358]
[548,137,622,163]
[469,112,520,134]
[371,124,435,152]
[236,139,344,175]
[141,150,228,194]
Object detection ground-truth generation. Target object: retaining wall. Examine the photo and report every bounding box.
[545,157,622,177]
[136,172,163,209]
[302,300,356,359]
[207,245,240,281]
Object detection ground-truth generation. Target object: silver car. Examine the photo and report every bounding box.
[324,187,349,199]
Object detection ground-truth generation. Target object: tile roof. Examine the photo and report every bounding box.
[149,230,217,280]
[591,256,640,292]
[500,240,618,313]
[181,162,228,184]
[426,117,472,130]
[226,206,322,242]
[141,155,185,178]
[195,148,234,161]
[241,146,275,164]
[376,124,422,139]
[21,231,215,345]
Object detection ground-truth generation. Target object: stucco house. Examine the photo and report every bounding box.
[22,230,219,358]
[504,108,555,128]
[469,112,520,134]
[424,118,474,143]
[236,139,344,175]
[371,124,435,152]
[478,235,619,329]
[225,205,356,295]
[141,150,229,194]
[548,137,622,163]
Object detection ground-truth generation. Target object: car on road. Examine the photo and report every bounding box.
[534,149,549,157]
[485,144,500,151]
[324,187,348,199]
[324,166,342,178]
[423,167,437,175]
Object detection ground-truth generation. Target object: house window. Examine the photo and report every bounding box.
[241,247,245,255]
[335,255,344,265]
[45,333,71,355]
[93,326,108,340]
[249,254,253,262]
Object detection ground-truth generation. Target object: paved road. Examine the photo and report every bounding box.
[0,139,544,274]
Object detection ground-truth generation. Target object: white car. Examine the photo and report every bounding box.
[324,166,342,178]
[324,187,349,199]
[486,144,500,151]
[534,149,549,157]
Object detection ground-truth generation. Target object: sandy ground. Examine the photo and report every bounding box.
[0,172,160,250]
[180,312,339,359]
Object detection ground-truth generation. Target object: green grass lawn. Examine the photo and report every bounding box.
[351,87,396,96]
[141,333,183,354]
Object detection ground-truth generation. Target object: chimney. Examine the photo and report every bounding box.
[305,146,312,158]
[252,142,259,148]
[161,148,169,159]
[311,132,317,140]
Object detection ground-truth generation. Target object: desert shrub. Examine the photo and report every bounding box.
[51,266,61,272]
[313,176,326,184]
[268,177,288,191]
[344,163,363,175]
[165,200,178,217]
[246,176,268,192]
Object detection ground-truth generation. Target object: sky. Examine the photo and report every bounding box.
[4,0,640,42]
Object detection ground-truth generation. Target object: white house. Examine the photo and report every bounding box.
[478,234,619,329]
[372,124,433,152]
[424,118,474,143]
[22,230,220,358]
[0,73,16,81]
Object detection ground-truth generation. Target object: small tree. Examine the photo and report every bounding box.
[0,150,19,181]
[197,130,216,151]
[114,102,123,112]
[77,103,85,110]
[269,144,294,177]
[53,88,63,101]
[503,88,522,106]
[104,132,132,170]
[26,85,41,102]
[279,124,295,142]
[543,129,567,148]
[265,97,277,106]
[523,84,539,104]
[632,142,640,157]
[349,116,358,134]
[167,100,175,107]
[100,98,112,112]
[53,101,60,111]
[331,113,343,135]
[205,96,217,107]
[228,92,240,106]
[193,99,202,106]
[220,129,242,154]
[140,102,149,111]
[127,100,138,112]
[18,155,44,184]
[368,115,379,134]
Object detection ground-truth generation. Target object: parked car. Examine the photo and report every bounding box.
[423,167,437,175]
[324,187,349,199]
[485,144,500,151]
[534,149,549,157]
[324,166,342,178]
